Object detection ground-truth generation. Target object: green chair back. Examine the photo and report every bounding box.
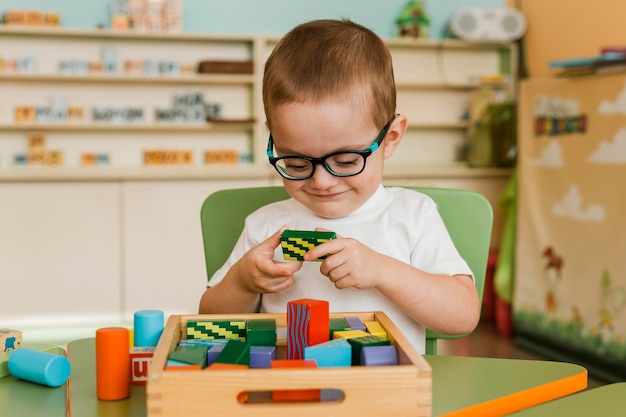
[200,186,493,354]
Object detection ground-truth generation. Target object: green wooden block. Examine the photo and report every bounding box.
[246,319,276,346]
[280,230,336,261]
[329,317,351,339]
[346,335,390,366]
[168,345,208,368]
[215,339,250,366]
[186,320,246,341]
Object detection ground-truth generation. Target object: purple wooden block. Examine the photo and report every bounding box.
[206,344,225,366]
[344,316,366,331]
[250,346,276,368]
[360,345,398,366]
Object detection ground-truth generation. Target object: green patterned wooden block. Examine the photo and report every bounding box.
[186,320,246,341]
[280,230,336,261]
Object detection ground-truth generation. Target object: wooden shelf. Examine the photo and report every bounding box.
[407,121,468,129]
[0,25,256,43]
[0,26,516,182]
[0,72,254,85]
[0,165,275,182]
[0,164,512,182]
[383,163,513,179]
[0,121,256,132]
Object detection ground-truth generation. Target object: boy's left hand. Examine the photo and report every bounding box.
[303,229,385,290]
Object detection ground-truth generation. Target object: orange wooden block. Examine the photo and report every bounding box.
[27,132,46,151]
[165,364,203,371]
[270,359,320,402]
[82,153,98,166]
[15,106,36,123]
[44,151,64,166]
[206,363,249,370]
[204,149,238,164]
[96,327,131,401]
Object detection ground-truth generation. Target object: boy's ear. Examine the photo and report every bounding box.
[382,114,407,159]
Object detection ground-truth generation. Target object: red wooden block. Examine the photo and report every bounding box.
[287,299,329,360]
[130,346,154,385]
[270,359,320,401]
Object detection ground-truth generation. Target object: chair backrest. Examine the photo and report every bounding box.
[200,186,493,354]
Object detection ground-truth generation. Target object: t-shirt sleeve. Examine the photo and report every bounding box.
[409,197,474,281]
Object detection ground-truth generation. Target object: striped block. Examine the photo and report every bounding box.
[280,230,336,261]
[287,299,329,360]
[186,320,246,341]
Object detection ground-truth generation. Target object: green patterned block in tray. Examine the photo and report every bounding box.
[186,320,246,341]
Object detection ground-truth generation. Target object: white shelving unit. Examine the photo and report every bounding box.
[0,26,515,180]
[0,26,515,343]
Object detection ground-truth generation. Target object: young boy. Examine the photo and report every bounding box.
[199,19,479,353]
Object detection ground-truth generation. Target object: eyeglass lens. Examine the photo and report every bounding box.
[275,152,365,179]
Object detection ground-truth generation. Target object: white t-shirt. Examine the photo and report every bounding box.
[209,185,472,353]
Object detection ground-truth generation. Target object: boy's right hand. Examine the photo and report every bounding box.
[235,226,303,294]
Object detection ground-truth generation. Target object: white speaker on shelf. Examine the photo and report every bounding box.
[449,8,526,42]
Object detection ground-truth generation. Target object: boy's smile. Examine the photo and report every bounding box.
[269,101,404,219]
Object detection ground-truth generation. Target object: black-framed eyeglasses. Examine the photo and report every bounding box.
[267,114,397,180]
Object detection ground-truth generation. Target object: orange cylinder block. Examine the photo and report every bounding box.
[96,327,131,401]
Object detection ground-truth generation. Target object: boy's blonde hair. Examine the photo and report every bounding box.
[263,19,396,131]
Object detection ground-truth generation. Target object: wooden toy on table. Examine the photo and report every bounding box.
[134,309,164,347]
[280,230,337,261]
[130,346,155,385]
[148,311,431,416]
[7,348,70,387]
[95,327,130,401]
[0,328,22,352]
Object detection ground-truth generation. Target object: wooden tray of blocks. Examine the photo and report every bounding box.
[147,311,432,417]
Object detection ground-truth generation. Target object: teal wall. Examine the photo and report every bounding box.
[0,0,505,38]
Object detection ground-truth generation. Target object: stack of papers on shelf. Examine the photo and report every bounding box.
[549,48,626,77]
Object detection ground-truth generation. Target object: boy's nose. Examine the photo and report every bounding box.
[308,164,338,189]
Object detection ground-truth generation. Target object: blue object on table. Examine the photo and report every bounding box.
[134,309,164,347]
[8,348,71,387]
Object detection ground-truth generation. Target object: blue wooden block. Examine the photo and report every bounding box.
[250,346,276,368]
[206,344,225,366]
[361,345,398,366]
[304,338,351,368]
[344,316,366,331]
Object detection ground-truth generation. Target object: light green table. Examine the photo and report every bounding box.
[2,338,588,416]
[510,382,626,417]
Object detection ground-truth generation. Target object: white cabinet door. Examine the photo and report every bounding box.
[121,179,270,321]
[0,182,122,330]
